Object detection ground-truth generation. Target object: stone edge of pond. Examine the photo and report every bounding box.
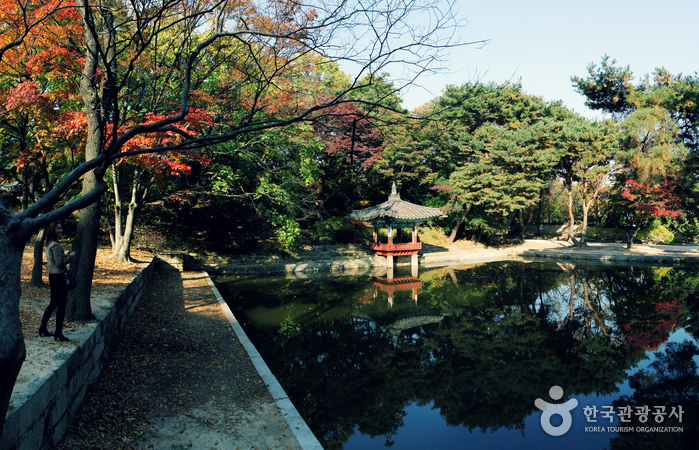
[202,273,324,450]
[419,241,699,267]
[516,243,699,266]
[159,240,699,275]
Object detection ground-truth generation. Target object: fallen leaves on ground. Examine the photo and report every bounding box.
[19,246,151,339]
[55,269,273,450]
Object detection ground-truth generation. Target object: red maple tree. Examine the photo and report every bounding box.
[615,178,684,248]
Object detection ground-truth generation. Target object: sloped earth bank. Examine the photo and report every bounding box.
[55,269,301,450]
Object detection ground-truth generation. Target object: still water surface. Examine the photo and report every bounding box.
[214,260,699,449]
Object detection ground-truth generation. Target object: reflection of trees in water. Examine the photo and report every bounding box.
[426,302,633,434]
[256,316,420,449]
[240,262,699,449]
[427,308,552,433]
[599,266,689,356]
[545,265,691,356]
[676,268,699,342]
[565,267,619,343]
[609,340,699,450]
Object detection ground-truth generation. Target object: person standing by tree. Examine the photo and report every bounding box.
[40,223,75,342]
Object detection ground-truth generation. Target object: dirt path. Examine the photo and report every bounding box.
[56,268,301,450]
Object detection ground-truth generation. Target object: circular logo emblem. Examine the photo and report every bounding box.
[534,385,578,436]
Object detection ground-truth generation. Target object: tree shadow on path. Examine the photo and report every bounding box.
[56,268,292,449]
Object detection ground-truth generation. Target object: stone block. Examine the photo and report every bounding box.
[51,363,68,396]
[0,409,20,449]
[63,346,81,381]
[92,337,105,367]
[71,384,88,413]
[36,371,58,411]
[0,393,29,449]
[88,361,102,386]
[79,339,93,367]
[71,359,91,395]
[14,413,45,450]
[53,388,71,430]
[50,407,71,449]
[78,326,94,353]
[116,292,128,312]
[91,320,103,347]
[101,310,115,335]
[7,368,53,433]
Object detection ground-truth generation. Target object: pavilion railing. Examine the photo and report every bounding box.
[369,242,422,253]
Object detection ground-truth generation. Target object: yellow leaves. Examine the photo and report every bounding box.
[652,266,673,279]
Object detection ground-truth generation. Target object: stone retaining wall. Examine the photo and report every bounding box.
[159,248,387,275]
[1,257,157,450]
[526,223,579,236]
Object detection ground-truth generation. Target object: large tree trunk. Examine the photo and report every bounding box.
[69,49,103,321]
[626,217,639,249]
[0,229,29,441]
[29,228,48,288]
[68,0,116,321]
[518,207,534,240]
[111,164,124,255]
[68,190,101,321]
[566,185,581,247]
[111,166,151,262]
[448,219,463,244]
[579,181,605,248]
[112,202,137,262]
[21,165,30,212]
[580,202,590,247]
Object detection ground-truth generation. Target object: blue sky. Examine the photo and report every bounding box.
[400,0,699,118]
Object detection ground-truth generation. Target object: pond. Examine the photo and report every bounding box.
[214,260,699,449]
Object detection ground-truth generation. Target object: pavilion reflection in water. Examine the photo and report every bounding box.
[372,275,422,307]
[371,273,448,347]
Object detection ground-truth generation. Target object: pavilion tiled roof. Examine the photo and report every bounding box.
[347,183,445,223]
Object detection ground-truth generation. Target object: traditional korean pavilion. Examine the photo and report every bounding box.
[347,183,445,268]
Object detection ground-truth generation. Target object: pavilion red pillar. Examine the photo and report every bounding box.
[411,223,419,270]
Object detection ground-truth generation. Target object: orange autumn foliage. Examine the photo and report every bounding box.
[0,0,84,170]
